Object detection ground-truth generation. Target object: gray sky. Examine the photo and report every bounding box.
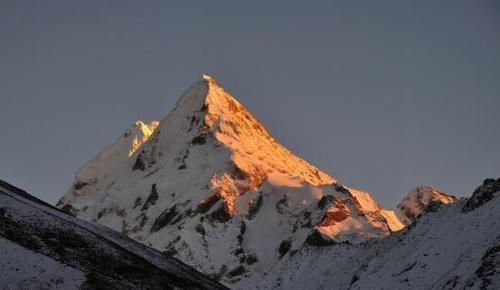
[1,1,499,207]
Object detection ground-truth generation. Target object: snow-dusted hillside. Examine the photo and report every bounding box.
[0,180,227,290]
[241,178,500,290]
[58,75,404,284]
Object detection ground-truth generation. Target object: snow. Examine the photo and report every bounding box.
[380,209,405,231]
[0,237,85,290]
[351,195,499,290]
[238,186,500,289]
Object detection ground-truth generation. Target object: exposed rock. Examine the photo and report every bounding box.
[141,184,159,211]
[60,204,77,217]
[317,195,335,209]
[247,193,263,220]
[304,229,337,247]
[195,223,206,236]
[245,254,258,265]
[133,197,142,209]
[197,194,221,214]
[463,178,500,213]
[151,205,178,232]
[276,194,289,214]
[317,198,350,227]
[208,205,231,223]
[192,135,207,145]
[475,236,500,289]
[227,265,246,278]
[278,239,292,258]
[132,153,147,171]
[333,182,350,195]
[73,181,89,190]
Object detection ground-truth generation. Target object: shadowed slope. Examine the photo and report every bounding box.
[0,179,228,290]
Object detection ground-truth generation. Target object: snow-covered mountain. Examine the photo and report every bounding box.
[246,178,500,290]
[0,179,227,290]
[58,75,405,284]
[57,75,499,289]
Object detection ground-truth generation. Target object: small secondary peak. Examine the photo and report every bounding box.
[397,185,456,223]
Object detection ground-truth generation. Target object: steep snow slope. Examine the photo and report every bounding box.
[0,180,227,290]
[58,75,401,284]
[243,178,500,290]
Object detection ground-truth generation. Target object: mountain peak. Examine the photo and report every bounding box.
[202,73,215,82]
[152,76,334,214]
[59,76,402,284]
[397,185,456,224]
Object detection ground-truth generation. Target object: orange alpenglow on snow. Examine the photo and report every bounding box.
[200,74,334,213]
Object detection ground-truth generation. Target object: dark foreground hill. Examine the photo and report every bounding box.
[0,179,228,290]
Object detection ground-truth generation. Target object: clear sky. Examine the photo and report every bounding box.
[1,1,499,207]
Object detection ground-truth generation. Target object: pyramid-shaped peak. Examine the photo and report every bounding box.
[158,75,334,188]
[59,76,404,283]
[61,74,337,218]
[169,74,231,116]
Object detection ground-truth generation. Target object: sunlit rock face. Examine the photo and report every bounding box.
[58,75,404,285]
